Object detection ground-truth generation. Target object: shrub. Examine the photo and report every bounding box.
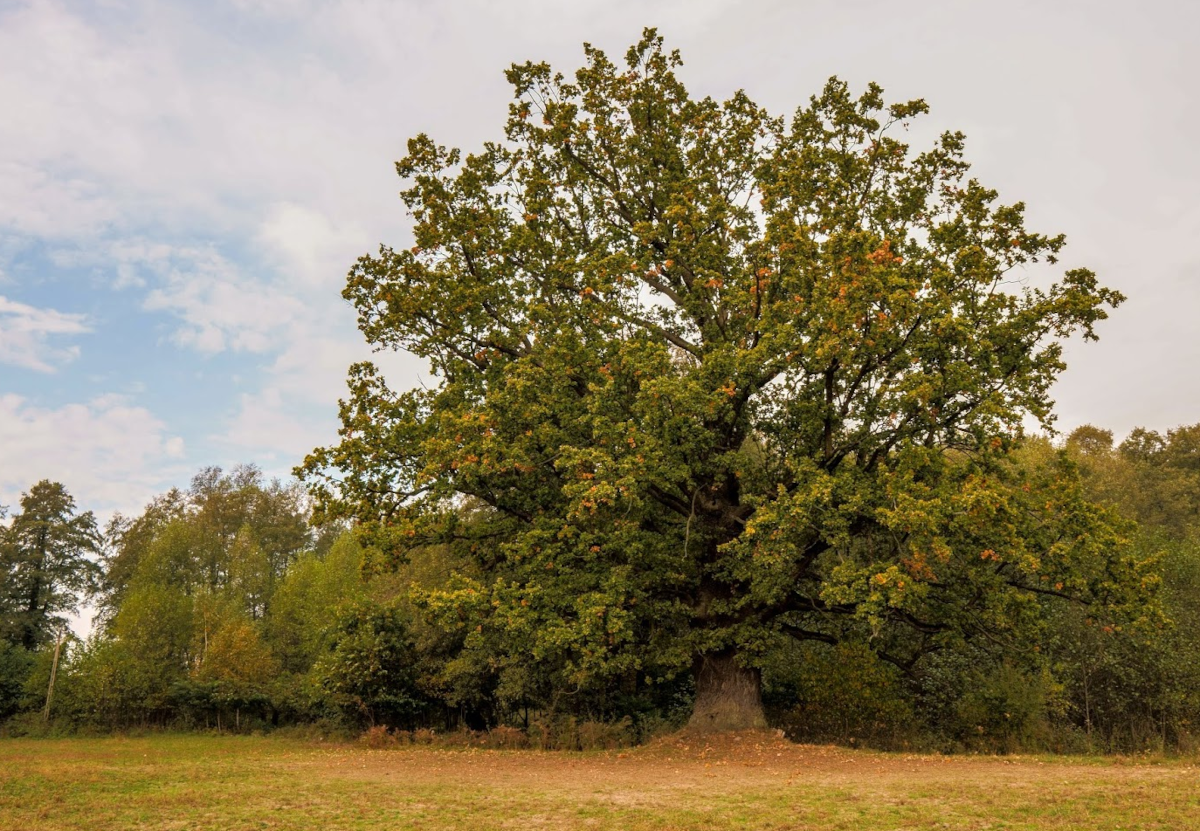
[484,725,528,749]
[767,641,917,749]
[526,715,634,750]
[0,642,34,720]
[359,724,401,748]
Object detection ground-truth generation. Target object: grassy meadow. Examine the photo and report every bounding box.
[1,733,1198,830]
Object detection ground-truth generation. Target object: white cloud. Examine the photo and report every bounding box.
[215,305,424,472]
[0,393,187,518]
[134,245,308,354]
[257,202,369,290]
[0,0,184,240]
[0,162,119,240]
[0,295,89,372]
[222,387,315,461]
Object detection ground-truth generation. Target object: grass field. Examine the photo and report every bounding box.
[1,732,1197,830]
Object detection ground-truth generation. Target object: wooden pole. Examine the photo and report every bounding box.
[43,630,65,723]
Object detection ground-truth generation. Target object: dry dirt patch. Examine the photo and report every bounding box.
[299,730,1187,789]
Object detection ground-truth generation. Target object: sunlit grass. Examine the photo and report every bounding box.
[2,733,1197,830]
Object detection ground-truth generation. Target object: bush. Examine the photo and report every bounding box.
[578,717,634,750]
[314,600,428,729]
[410,727,437,745]
[952,663,1061,753]
[0,642,34,720]
[484,725,529,749]
[911,647,1067,753]
[359,725,402,748]
[766,641,917,749]
[527,715,634,750]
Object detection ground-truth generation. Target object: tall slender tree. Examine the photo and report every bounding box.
[1,481,100,649]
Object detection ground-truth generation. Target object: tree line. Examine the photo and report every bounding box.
[0,424,1198,751]
[1,32,1188,752]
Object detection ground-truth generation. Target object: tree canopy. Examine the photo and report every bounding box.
[300,30,1146,730]
[0,481,99,650]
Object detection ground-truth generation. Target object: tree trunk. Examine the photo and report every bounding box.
[686,648,766,732]
[22,528,48,650]
[43,631,64,723]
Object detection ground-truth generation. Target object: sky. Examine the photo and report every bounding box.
[2,0,1199,523]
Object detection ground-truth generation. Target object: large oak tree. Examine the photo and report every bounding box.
[301,31,1148,730]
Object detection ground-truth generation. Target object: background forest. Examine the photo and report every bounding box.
[2,423,1198,753]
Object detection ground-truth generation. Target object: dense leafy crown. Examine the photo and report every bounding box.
[301,31,1141,695]
[0,481,100,649]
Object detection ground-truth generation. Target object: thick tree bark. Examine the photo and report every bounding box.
[686,648,767,732]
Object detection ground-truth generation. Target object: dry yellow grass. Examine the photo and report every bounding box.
[1,732,1197,830]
